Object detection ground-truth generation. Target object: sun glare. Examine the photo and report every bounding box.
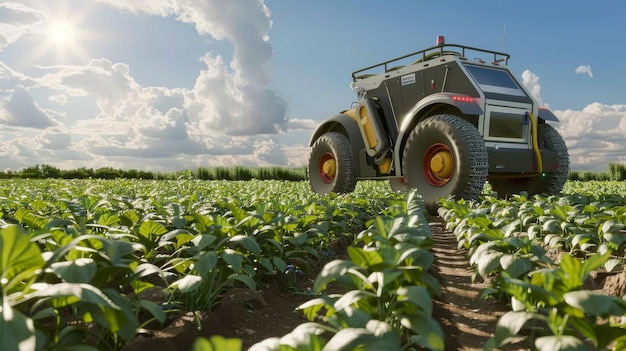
[48,20,77,46]
[44,18,85,62]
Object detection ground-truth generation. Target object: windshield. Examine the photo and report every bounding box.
[464,65,525,96]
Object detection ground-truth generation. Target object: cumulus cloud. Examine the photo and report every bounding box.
[521,70,543,106]
[0,85,57,128]
[98,0,288,136]
[0,2,46,49]
[0,61,36,90]
[518,71,626,171]
[575,65,593,78]
[0,0,298,170]
[254,139,288,165]
[554,103,626,170]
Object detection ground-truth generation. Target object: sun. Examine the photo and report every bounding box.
[48,20,77,47]
[44,17,87,62]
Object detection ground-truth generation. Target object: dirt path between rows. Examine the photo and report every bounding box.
[427,215,521,351]
[127,216,525,351]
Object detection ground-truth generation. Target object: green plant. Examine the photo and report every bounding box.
[485,252,626,350]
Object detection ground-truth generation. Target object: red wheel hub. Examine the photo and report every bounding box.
[319,153,336,184]
[422,143,455,186]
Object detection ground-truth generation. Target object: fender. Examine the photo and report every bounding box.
[538,107,559,122]
[393,93,483,175]
[398,93,483,133]
[309,112,368,176]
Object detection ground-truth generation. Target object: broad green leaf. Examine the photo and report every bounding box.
[333,289,376,311]
[600,219,625,234]
[534,335,586,351]
[402,314,445,351]
[193,336,242,351]
[172,216,187,229]
[139,220,168,238]
[138,299,166,325]
[594,324,626,350]
[229,235,261,256]
[192,234,218,250]
[0,299,36,351]
[50,258,97,283]
[100,238,137,264]
[542,219,561,234]
[259,257,274,272]
[272,256,287,274]
[222,249,243,271]
[27,282,121,311]
[492,311,543,347]
[120,210,140,227]
[347,246,383,269]
[0,226,44,292]
[171,275,203,293]
[297,296,336,321]
[161,229,194,249]
[396,247,433,268]
[194,251,218,277]
[322,328,376,351]
[228,274,256,290]
[314,260,356,293]
[500,255,532,278]
[476,251,503,278]
[396,285,432,315]
[605,258,622,272]
[581,251,611,278]
[564,291,626,317]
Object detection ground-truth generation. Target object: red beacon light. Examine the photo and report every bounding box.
[436,35,445,46]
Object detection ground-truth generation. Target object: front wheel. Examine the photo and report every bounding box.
[402,114,488,211]
[308,132,356,194]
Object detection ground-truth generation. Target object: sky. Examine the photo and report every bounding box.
[0,0,625,172]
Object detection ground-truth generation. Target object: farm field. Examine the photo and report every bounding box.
[2,179,626,350]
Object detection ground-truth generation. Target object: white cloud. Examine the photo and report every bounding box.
[555,103,626,170]
[0,0,299,171]
[575,65,593,78]
[254,139,288,165]
[521,70,543,106]
[518,70,626,171]
[0,85,58,128]
[97,0,287,136]
[0,2,46,49]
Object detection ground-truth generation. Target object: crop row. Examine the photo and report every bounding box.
[438,185,626,350]
[0,179,400,351]
[248,190,443,351]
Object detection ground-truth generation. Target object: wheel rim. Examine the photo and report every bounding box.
[422,143,455,186]
[319,153,337,184]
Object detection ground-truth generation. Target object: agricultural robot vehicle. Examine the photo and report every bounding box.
[307,36,569,210]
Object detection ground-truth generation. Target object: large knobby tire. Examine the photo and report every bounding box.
[402,114,488,212]
[308,132,356,194]
[489,124,569,198]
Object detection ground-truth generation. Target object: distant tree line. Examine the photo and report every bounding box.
[0,164,307,181]
[568,163,626,182]
[1,163,624,182]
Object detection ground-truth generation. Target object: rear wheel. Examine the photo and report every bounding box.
[308,132,356,194]
[402,114,488,212]
[489,124,569,198]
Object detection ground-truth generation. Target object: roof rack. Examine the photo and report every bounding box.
[351,43,510,81]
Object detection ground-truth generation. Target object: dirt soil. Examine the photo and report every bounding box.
[126,215,525,351]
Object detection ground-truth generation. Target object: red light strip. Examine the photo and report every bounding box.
[451,96,475,102]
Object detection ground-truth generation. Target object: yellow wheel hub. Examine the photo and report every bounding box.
[322,159,337,179]
[429,150,454,179]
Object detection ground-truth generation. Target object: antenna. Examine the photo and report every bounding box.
[504,24,508,53]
